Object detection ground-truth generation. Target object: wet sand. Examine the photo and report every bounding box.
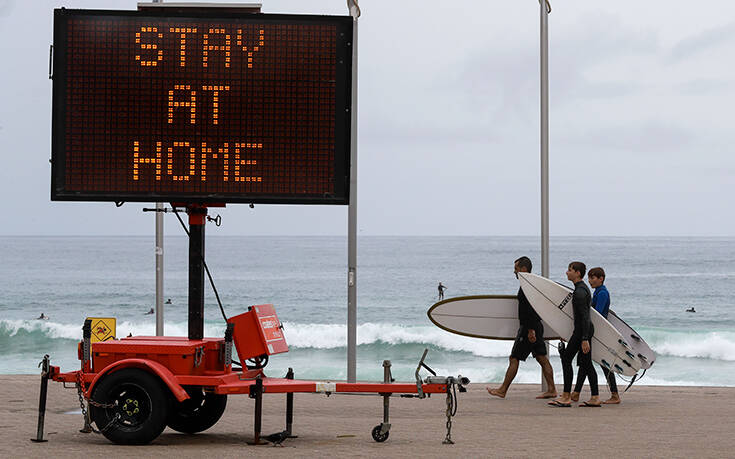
[4,374,734,458]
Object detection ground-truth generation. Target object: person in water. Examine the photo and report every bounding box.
[437,282,447,300]
[487,256,557,399]
[571,267,619,404]
[37,313,48,320]
[165,298,172,304]
[549,261,600,407]
[145,308,154,315]
[686,307,696,313]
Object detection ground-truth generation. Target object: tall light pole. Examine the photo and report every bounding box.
[346,0,360,383]
[540,0,551,392]
[540,0,550,280]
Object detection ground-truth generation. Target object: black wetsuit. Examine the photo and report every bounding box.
[510,287,547,361]
[575,286,617,394]
[560,281,598,395]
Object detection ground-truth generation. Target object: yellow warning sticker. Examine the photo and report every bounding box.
[88,317,116,342]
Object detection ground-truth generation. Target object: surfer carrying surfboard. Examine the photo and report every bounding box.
[549,262,601,407]
[487,257,557,399]
[571,267,620,405]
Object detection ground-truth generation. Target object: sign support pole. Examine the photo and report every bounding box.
[540,0,551,392]
[152,0,164,337]
[347,0,360,383]
[188,206,207,340]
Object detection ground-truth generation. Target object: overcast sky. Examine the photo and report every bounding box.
[1,0,733,236]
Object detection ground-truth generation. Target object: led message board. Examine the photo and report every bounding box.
[51,9,353,204]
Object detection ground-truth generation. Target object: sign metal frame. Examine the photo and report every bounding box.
[51,8,353,205]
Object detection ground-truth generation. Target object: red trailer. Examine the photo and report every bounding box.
[33,301,468,445]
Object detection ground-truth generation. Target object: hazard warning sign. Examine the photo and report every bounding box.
[88,317,116,342]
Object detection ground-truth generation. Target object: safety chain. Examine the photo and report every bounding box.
[75,371,118,434]
[442,384,454,445]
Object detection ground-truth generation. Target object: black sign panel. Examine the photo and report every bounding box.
[51,9,353,204]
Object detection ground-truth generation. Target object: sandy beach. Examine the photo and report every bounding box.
[2,374,733,458]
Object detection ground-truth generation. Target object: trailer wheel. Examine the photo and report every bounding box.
[89,368,169,445]
[167,386,227,434]
[371,425,389,442]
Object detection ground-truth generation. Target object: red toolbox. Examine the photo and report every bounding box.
[92,337,225,375]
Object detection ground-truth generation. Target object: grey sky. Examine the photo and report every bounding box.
[0,0,733,236]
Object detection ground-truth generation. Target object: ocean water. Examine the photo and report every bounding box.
[1,236,733,387]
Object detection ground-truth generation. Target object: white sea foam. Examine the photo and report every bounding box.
[0,319,82,340]
[647,330,735,361]
[6,319,735,362]
[282,322,513,358]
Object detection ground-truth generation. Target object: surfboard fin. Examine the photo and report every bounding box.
[624,371,641,392]
[601,359,611,369]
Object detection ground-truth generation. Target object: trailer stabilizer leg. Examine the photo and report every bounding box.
[372,360,392,443]
[285,368,297,438]
[248,376,267,445]
[31,355,51,443]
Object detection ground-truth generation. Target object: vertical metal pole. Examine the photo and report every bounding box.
[188,207,206,340]
[30,355,50,443]
[382,360,391,430]
[285,368,294,436]
[251,376,264,445]
[540,0,551,393]
[540,0,549,280]
[155,204,164,336]
[346,0,360,383]
[153,0,164,337]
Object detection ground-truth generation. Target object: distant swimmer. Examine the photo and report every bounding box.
[165,298,172,304]
[145,308,154,315]
[686,307,696,313]
[37,313,49,320]
[437,282,447,300]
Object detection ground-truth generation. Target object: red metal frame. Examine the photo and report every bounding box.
[52,335,449,396]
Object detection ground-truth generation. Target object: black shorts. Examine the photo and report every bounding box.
[510,325,547,361]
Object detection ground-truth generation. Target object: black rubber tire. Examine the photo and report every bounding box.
[89,368,169,445]
[371,425,389,442]
[167,386,227,434]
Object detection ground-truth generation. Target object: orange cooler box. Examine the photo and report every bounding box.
[227,304,288,361]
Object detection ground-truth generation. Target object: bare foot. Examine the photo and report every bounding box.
[570,392,580,402]
[536,391,558,399]
[603,395,621,404]
[486,387,506,398]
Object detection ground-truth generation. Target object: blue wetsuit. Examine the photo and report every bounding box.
[574,284,617,393]
[592,285,610,318]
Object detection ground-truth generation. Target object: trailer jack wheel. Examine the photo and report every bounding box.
[371,424,390,443]
[167,386,227,434]
[89,368,168,445]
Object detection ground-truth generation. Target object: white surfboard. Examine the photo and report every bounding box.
[427,295,561,340]
[607,310,655,370]
[518,273,642,376]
